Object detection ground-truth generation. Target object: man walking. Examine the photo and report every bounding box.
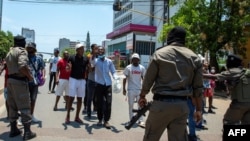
[91,46,116,129]
[53,51,72,111]
[48,48,60,93]
[138,26,203,141]
[123,53,146,127]
[5,35,36,140]
[85,44,99,118]
[65,43,88,124]
[26,42,45,123]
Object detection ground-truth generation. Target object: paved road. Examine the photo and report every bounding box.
[0,64,231,141]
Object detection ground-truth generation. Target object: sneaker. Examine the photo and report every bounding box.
[82,109,87,114]
[211,105,217,109]
[48,91,51,94]
[137,121,145,128]
[195,125,208,130]
[31,115,39,123]
[17,117,22,126]
[53,107,57,111]
[208,109,216,114]
[75,118,84,124]
[51,90,55,93]
[188,134,200,141]
[97,121,102,126]
[104,121,111,129]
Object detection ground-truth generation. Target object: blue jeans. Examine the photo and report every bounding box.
[187,98,196,136]
[86,79,96,115]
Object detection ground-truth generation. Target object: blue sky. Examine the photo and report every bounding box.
[2,0,113,59]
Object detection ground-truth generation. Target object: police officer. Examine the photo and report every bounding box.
[204,54,250,126]
[5,35,36,140]
[138,26,203,141]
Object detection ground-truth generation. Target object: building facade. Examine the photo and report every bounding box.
[22,28,35,43]
[106,0,182,68]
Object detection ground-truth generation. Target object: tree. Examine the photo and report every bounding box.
[0,31,13,59]
[86,31,91,51]
[160,0,250,70]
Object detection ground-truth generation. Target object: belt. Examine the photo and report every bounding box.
[8,75,28,81]
[153,94,187,102]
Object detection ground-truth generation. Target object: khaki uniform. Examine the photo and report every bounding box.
[5,47,32,123]
[142,45,203,141]
[217,68,250,125]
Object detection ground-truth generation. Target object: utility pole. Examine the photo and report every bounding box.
[0,0,3,31]
[162,0,169,46]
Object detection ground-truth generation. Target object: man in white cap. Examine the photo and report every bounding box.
[65,43,88,124]
[123,53,146,127]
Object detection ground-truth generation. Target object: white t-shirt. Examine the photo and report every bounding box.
[50,56,61,72]
[123,64,146,90]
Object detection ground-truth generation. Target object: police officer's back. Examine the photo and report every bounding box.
[5,35,36,140]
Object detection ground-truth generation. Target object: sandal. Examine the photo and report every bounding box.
[196,125,208,130]
[75,118,84,124]
[65,118,70,124]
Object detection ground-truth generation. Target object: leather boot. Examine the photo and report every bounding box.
[23,122,36,140]
[9,121,22,137]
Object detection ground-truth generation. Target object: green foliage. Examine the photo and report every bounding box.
[60,47,75,57]
[160,0,250,68]
[0,31,13,59]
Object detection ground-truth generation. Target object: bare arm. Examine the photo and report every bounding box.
[123,78,127,95]
[19,66,33,81]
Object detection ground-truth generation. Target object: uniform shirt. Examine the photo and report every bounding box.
[123,64,146,90]
[5,47,28,77]
[50,56,61,72]
[68,55,88,79]
[57,58,70,80]
[93,57,116,86]
[141,45,203,97]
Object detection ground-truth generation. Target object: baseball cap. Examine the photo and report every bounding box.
[131,53,140,59]
[75,43,85,50]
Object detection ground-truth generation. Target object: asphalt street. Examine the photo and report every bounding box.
[0,64,231,141]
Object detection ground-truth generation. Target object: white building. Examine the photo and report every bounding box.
[106,0,182,68]
[22,28,35,43]
[59,38,83,52]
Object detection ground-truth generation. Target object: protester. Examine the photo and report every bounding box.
[26,42,46,123]
[138,26,203,141]
[53,51,73,111]
[123,53,146,127]
[91,46,116,129]
[65,43,88,124]
[5,35,36,140]
[85,44,99,118]
[48,48,60,94]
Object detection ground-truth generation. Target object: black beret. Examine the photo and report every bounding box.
[167,26,186,45]
[226,54,242,69]
[14,35,25,42]
[14,35,26,48]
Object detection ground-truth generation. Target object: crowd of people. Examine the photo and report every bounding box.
[1,26,250,141]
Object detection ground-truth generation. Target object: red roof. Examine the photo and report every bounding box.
[106,24,157,39]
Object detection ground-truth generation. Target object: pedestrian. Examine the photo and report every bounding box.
[204,54,250,129]
[48,48,61,94]
[5,35,36,140]
[123,53,146,127]
[0,59,9,120]
[138,26,203,141]
[26,42,46,123]
[85,44,99,118]
[53,51,73,111]
[65,43,88,124]
[202,62,215,114]
[90,46,116,129]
